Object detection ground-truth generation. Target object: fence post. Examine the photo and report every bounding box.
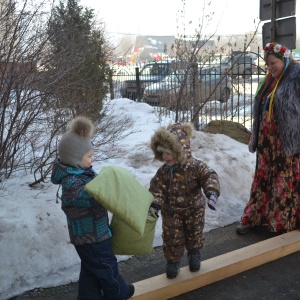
[192,63,200,130]
[135,67,141,101]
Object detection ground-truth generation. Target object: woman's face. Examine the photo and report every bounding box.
[265,54,285,78]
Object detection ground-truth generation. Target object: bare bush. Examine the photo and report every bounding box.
[0,0,53,180]
[0,0,138,188]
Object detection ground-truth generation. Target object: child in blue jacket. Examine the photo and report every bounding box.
[51,116,134,300]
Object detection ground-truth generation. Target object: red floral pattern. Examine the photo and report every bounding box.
[241,93,300,233]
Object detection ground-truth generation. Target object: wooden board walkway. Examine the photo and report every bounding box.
[131,229,300,299]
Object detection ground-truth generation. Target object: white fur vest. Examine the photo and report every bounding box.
[249,63,300,155]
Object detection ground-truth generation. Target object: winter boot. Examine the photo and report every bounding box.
[187,251,201,272]
[125,284,135,299]
[236,223,252,235]
[166,261,180,279]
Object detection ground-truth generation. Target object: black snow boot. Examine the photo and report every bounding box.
[187,251,201,272]
[125,284,135,299]
[166,261,180,279]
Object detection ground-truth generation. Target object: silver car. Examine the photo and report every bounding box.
[143,69,231,109]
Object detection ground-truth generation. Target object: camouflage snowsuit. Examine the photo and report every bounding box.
[149,123,220,263]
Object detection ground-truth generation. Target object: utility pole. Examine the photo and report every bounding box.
[270,0,276,41]
[260,0,296,49]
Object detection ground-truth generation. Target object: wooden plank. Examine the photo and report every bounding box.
[131,229,300,299]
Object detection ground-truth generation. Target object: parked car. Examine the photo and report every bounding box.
[204,52,266,79]
[292,53,300,61]
[143,68,231,109]
[120,61,174,100]
[251,53,267,74]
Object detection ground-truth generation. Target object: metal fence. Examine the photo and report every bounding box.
[111,52,267,131]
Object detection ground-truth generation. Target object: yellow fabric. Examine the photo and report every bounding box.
[111,214,158,255]
[85,165,154,236]
[267,71,284,120]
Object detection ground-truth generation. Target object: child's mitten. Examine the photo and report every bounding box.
[206,191,218,210]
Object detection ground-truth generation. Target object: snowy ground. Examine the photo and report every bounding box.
[0,98,256,300]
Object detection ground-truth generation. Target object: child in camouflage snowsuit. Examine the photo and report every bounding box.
[149,122,220,279]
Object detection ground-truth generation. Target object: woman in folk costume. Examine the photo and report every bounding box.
[236,42,300,234]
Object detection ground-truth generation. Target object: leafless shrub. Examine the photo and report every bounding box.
[0,0,53,180]
[0,0,138,188]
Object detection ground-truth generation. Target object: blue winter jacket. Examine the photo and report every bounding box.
[51,158,112,245]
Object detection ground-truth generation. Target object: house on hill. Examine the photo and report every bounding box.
[132,35,175,62]
[131,35,219,63]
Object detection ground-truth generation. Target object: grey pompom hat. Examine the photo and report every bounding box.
[58,116,95,168]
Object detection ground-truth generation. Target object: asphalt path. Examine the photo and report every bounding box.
[11,222,300,300]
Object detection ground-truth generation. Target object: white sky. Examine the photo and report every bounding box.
[0,98,256,299]
[80,0,262,36]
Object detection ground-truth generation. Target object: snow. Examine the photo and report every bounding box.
[0,98,256,300]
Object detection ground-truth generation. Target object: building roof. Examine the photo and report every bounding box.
[134,35,176,61]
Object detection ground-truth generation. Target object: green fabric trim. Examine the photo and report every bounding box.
[255,75,268,97]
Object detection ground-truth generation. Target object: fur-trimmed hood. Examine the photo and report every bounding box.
[150,122,194,164]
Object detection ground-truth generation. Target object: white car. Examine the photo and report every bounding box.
[293,53,300,61]
[143,69,231,109]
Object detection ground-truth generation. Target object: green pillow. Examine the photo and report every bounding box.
[111,214,158,255]
[85,165,154,236]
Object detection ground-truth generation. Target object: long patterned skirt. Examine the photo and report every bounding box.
[241,111,300,233]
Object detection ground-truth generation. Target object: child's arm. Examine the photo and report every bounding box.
[196,162,220,194]
[64,176,96,208]
[196,160,220,210]
[148,169,166,214]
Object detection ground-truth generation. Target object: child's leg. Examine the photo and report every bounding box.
[77,262,103,299]
[162,211,185,262]
[184,206,205,272]
[75,239,130,300]
[162,211,185,278]
[184,206,205,251]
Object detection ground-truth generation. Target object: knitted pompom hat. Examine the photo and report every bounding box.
[58,116,95,168]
